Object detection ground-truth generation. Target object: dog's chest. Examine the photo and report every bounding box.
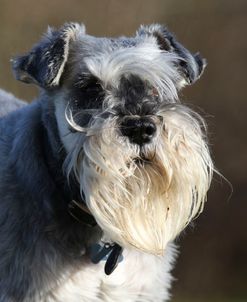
[46,246,174,302]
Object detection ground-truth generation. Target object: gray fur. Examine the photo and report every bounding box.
[0,89,26,117]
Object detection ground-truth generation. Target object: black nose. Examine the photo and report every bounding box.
[120,117,157,145]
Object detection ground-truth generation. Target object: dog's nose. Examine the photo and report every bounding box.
[120,117,156,145]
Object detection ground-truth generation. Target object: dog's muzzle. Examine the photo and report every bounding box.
[120,116,157,145]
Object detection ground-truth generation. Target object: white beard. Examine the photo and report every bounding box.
[64,103,213,255]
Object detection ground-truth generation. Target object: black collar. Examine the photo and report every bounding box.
[68,199,97,227]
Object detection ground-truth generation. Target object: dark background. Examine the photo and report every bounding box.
[0,1,246,301]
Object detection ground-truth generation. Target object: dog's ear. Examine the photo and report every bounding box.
[12,23,85,88]
[137,24,206,86]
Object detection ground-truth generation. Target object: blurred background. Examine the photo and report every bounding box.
[0,0,246,301]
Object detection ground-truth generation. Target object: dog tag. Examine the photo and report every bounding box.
[104,244,123,275]
[90,243,112,264]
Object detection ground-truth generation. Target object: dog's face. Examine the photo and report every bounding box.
[13,23,213,255]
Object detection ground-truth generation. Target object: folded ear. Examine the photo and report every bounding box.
[137,24,206,87]
[12,23,85,88]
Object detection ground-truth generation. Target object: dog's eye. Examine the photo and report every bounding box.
[76,75,102,92]
[72,76,105,110]
[75,76,104,98]
[82,79,102,92]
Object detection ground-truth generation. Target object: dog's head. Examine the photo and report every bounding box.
[13,23,213,255]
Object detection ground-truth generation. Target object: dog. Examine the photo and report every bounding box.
[0,23,213,301]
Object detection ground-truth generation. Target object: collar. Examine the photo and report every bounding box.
[68,199,97,227]
[68,199,124,274]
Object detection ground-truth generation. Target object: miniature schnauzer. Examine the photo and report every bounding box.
[0,23,213,301]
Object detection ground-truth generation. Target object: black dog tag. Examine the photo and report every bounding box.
[104,244,123,275]
[90,243,113,264]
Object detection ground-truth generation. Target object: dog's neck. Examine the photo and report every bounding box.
[41,98,97,227]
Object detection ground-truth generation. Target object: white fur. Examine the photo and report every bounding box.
[44,244,176,302]
[58,98,213,255]
[83,41,181,102]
